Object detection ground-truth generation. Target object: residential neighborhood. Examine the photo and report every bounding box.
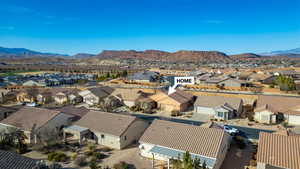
[1,67,300,169]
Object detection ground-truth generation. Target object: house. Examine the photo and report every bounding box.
[0,107,72,144]
[139,120,230,169]
[52,88,82,105]
[261,75,276,85]
[254,95,300,125]
[36,90,52,104]
[0,106,15,121]
[127,71,160,83]
[16,90,37,103]
[194,96,243,121]
[0,150,38,169]
[257,132,300,169]
[79,86,114,106]
[22,80,46,87]
[0,89,9,103]
[56,105,89,121]
[110,88,153,107]
[65,111,148,149]
[217,78,251,88]
[149,89,195,112]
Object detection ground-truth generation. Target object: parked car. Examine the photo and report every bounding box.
[26,102,38,107]
[223,125,239,135]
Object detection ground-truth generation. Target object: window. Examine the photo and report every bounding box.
[101,134,105,139]
[217,112,223,117]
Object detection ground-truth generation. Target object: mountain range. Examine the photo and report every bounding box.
[260,47,300,56]
[0,46,300,62]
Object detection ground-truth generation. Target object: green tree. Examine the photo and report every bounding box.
[89,158,99,169]
[122,70,128,77]
[202,161,207,169]
[183,151,193,169]
[193,157,201,169]
[275,75,296,91]
[105,72,110,78]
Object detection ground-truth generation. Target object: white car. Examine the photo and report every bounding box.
[223,125,239,135]
[26,102,37,107]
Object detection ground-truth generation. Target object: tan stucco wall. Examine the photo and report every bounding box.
[120,119,149,149]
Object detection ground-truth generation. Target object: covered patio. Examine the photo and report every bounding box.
[63,125,90,144]
[149,145,216,169]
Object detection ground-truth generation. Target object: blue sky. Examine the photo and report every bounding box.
[0,0,299,55]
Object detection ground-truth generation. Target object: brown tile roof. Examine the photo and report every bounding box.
[56,106,89,118]
[75,111,136,136]
[0,107,60,131]
[88,86,114,98]
[257,132,300,169]
[150,89,194,104]
[111,88,148,101]
[194,95,242,110]
[255,95,300,113]
[139,120,227,158]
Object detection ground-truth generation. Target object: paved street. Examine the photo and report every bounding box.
[130,113,275,140]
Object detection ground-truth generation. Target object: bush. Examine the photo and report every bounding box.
[100,147,112,152]
[71,153,78,160]
[89,158,99,169]
[85,150,94,156]
[75,156,87,167]
[88,144,97,151]
[249,159,257,166]
[233,136,246,149]
[171,110,181,117]
[47,152,68,162]
[113,161,130,169]
[93,152,106,160]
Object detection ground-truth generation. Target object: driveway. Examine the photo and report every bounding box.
[101,146,153,169]
[221,143,255,169]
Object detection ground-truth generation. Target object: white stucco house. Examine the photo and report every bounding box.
[0,107,73,144]
[194,95,243,121]
[139,120,230,169]
[65,110,149,149]
[254,95,300,125]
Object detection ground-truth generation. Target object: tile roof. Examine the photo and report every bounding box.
[88,86,114,98]
[139,120,227,158]
[255,95,300,114]
[0,150,38,169]
[111,88,148,101]
[75,111,136,136]
[257,132,300,169]
[56,106,89,118]
[150,89,194,104]
[194,95,242,110]
[0,107,60,131]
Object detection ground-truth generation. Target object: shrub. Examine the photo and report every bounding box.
[47,152,68,162]
[233,136,246,149]
[100,147,112,152]
[171,110,181,117]
[85,150,94,156]
[71,152,78,160]
[88,144,97,151]
[89,158,99,169]
[113,161,130,169]
[75,156,87,167]
[249,159,257,166]
[93,152,105,160]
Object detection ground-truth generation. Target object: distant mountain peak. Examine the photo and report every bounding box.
[0,46,69,58]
